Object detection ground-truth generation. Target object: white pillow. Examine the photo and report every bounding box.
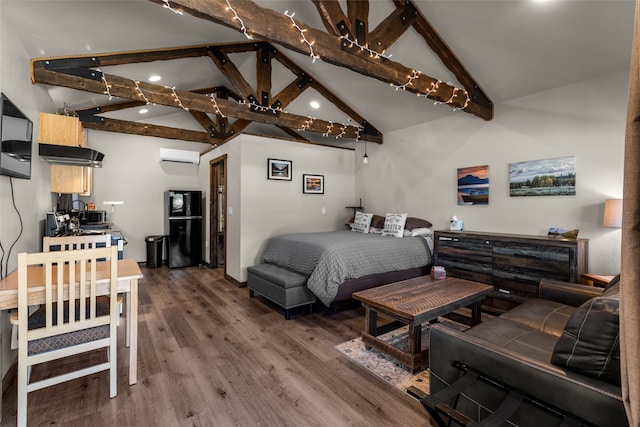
[351,212,374,233]
[404,227,433,237]
[382,213,408,238]
[368,226,383,234]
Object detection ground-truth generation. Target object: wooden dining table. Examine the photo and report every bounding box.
[0,258,143,413]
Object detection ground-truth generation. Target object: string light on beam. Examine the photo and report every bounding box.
[284,10,320,63]
[336,123,347,139]
[354,125,362,141]
[209,93,225,118]
[225,0,253,40]
[169,86,189,111]
[323,121,334,137]
[446,88,471,111]
[454,90,471,111]
[101,75,113,100]
[391,69,421,91]
[339,35,392,60]
[300,116,315,132]
[162,0,183,15]
[134,80,151,104]
[417,80,441,98]
[239,100,286,115]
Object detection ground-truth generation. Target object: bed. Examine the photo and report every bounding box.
[259,227,433,307]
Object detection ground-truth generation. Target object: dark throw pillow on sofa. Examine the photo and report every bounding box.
[551,287,621,386]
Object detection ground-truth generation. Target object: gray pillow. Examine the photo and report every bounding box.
[551,287,620,386]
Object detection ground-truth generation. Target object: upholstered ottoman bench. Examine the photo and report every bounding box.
[247,263,316,319]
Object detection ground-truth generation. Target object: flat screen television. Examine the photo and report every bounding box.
[0,93,33,179]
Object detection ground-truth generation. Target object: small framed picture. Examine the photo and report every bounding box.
[303,174,324,194]
[267,158,292,181]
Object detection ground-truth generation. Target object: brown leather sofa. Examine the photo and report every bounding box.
[428,277,626,426]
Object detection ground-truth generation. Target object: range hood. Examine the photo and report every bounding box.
[39,144,104,167]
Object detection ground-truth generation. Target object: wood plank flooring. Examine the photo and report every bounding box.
[1,265,432,426]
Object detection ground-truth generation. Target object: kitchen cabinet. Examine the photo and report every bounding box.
[39,112,87,147]
[39,113,93,195]
[434,230,589,313]
[49,165,93,195]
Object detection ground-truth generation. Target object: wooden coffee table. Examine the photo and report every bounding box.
[352,276,493,373]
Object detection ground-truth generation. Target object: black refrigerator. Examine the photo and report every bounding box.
[164,190,202,268]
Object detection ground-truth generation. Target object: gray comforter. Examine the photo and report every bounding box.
[261,231,432,305]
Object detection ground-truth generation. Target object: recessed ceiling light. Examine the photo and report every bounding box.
[139,108,149,114]
[149,75,161,82]
[310,100,320,109]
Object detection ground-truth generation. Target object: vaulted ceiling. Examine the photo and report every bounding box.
[3,0,635,152]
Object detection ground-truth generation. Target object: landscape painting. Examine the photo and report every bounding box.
[458,165,489,205]
[509,156,576,197]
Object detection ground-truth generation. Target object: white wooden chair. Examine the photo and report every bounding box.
[17,246,119,427]
[42,234,112,252]
[10,234,122,349]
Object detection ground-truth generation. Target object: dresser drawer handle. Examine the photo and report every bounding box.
[439,237,453,241]
[498,289,511,294]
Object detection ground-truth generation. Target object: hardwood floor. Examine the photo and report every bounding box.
[1,265,432,426]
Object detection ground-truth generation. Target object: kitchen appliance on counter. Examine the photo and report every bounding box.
[79,209,107,225]
[164,190,202,268]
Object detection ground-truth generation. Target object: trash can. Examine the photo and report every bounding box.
[145,235,165,268]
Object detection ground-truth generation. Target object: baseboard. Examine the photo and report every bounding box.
[225,273,247,288]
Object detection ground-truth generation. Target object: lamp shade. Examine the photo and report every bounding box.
[603,199,622,228]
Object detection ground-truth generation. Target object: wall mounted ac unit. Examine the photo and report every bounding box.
[159,148,200,165]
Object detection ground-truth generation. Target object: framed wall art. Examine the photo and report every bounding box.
[267,158,292,181]
[303,174,324,194]
[458,165,489,205]
[509,156,576,197]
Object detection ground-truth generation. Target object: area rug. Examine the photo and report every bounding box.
[335,319,468,396]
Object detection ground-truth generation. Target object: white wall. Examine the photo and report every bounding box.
[355,70,628,274]
[87,126,205,261]
[0,10,57,377]
[201,134,356,282]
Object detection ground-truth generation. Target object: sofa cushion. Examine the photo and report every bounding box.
[465,317,558,364]
[551,287,621,386]
[500,299,575,338]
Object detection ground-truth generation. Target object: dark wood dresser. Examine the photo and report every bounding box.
[433,230,589,313]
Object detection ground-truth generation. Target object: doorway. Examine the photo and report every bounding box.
[209,155,227,270]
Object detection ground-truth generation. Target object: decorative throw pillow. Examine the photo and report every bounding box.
[405,217,433,230]
[351,212,374,233]
[381,213,408,238]
[550,287,621,386]
[371,215,387,229]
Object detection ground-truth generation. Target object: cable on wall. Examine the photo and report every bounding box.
[4,177,24,278]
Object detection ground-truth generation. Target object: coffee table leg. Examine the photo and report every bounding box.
[470,302,482,325]
[408,324,421,354]
[364,308,377,350]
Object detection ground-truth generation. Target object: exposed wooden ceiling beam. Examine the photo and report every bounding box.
[82,117,223,145]
[368,3,415,53]
[32,40,383,144]
[347,0,369,43]
[147,0,492,120]
[207,47,257,102]
[311,0,349,37]
[256,43,274,108]
[400,0,492,109]
[31,64,380,143]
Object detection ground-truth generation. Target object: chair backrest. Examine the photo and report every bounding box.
[17,246,119,350]
[43,234,112,252]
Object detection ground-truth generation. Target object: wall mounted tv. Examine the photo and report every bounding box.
[0,92,33,179]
